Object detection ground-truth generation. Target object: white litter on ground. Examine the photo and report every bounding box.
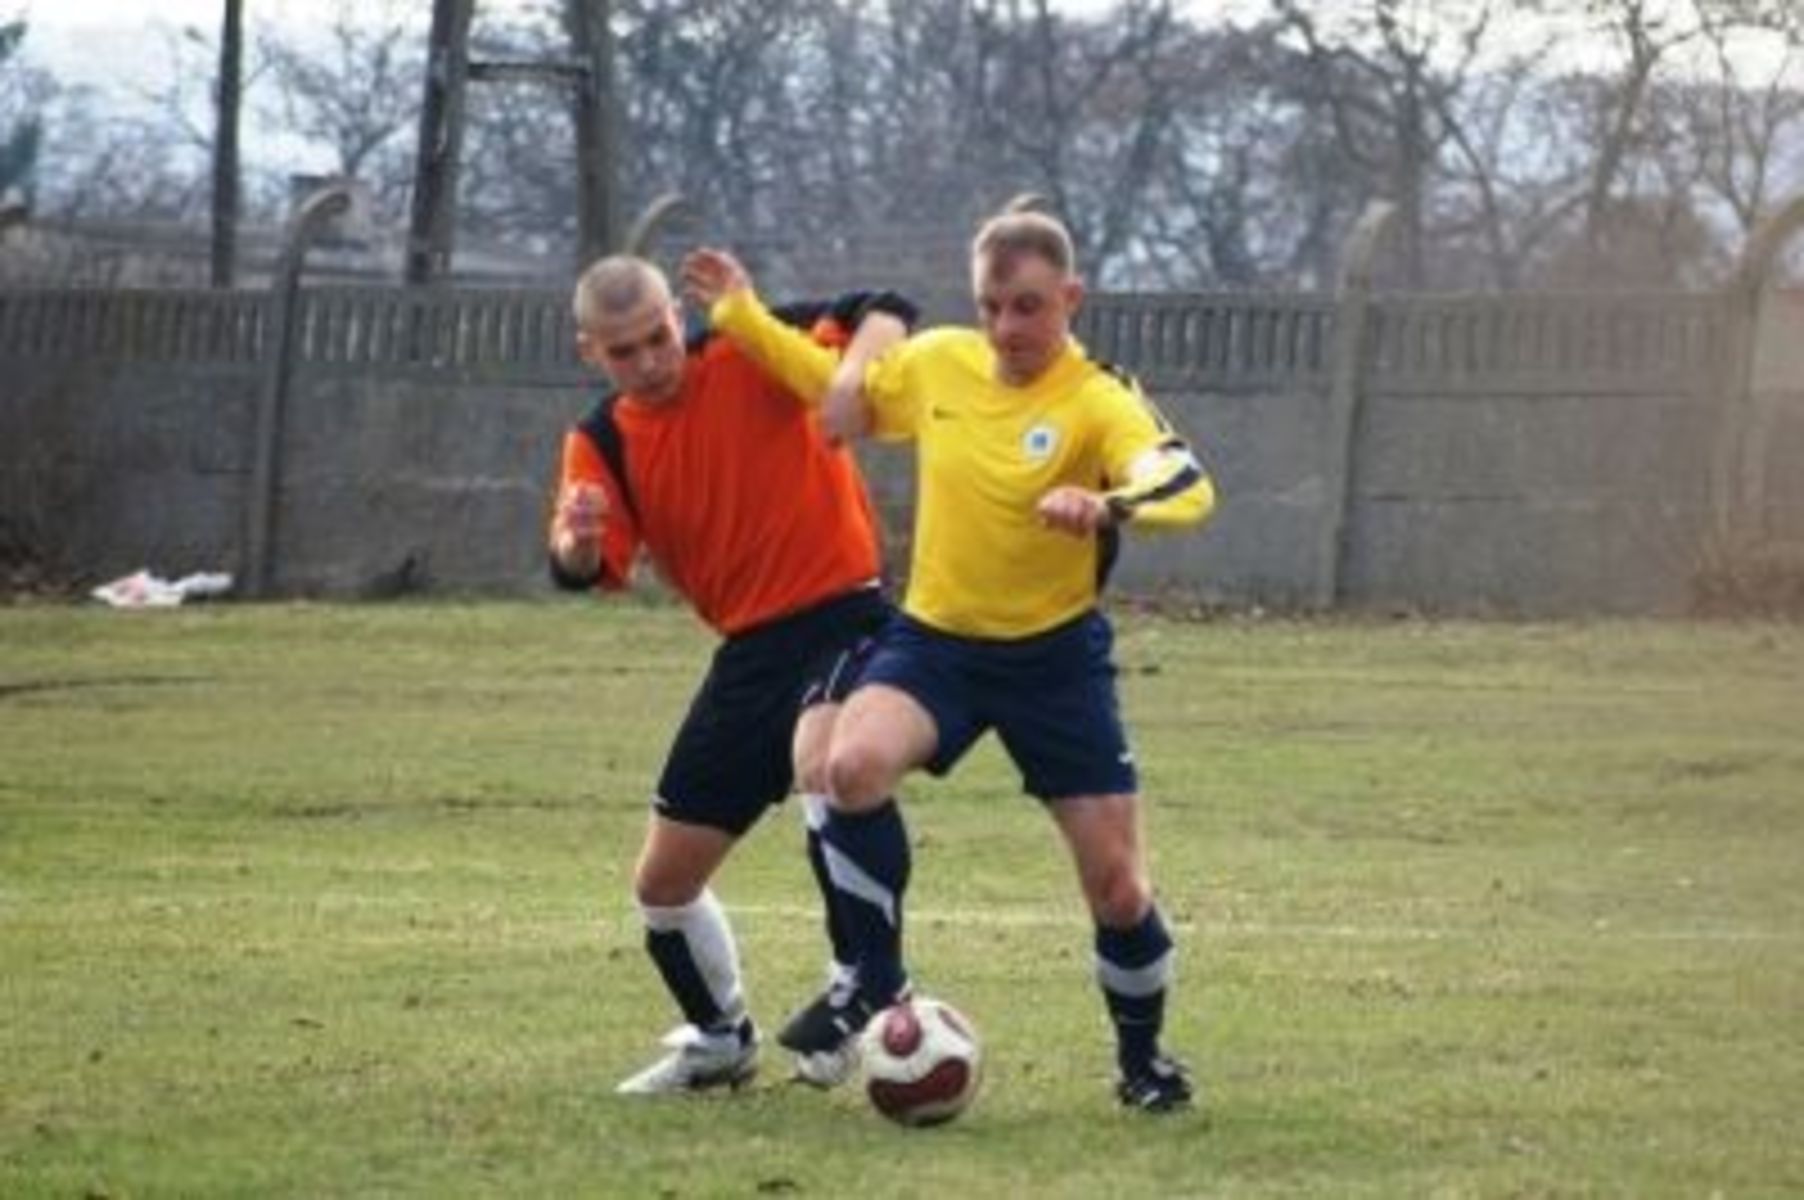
[89,569,234,609]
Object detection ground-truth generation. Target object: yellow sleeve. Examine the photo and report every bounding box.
[713,287,924,441]
[1097,378,1216,532]
[860,342,920,442]
[710,288,839,404]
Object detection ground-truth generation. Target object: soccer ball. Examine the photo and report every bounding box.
[860,996,982,1127]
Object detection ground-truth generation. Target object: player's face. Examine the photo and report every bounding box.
[973,250,1082,387]
[581,296,686,403]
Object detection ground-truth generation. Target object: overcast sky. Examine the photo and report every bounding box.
[14,0,1251,96]
[15,0,1799,98]
[20,0,423,92]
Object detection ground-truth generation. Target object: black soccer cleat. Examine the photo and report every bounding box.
[777,986,880,1056]
[778,985,893,1089]
[1116,1054,1196,1114]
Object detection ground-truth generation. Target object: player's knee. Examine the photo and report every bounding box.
[825,738,894,811]
[793,744,829,796]
[793,708,835,796]
[1086,863,1152,928]
[631,862,707,910]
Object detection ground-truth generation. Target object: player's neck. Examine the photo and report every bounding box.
[993,340,1071,388]
[626,375,687,409]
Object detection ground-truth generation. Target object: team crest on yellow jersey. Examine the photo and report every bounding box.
[1022,423,1060,461]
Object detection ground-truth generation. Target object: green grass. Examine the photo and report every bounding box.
[2,601,1800,1198]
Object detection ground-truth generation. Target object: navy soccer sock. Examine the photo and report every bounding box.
[1096,906,1175,1075]
[800,794,858,988]
[819,799,911,1007]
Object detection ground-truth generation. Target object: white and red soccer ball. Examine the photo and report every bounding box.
[860,996,982,1127]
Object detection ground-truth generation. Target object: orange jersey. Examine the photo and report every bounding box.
[554,324,882,636]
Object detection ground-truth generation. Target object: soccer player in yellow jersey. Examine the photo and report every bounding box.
[682,211,1214,1112]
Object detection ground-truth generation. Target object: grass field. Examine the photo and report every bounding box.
[2,600,1800,1198]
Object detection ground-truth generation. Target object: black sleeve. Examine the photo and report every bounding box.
[768,299,832,329]
[548,554,603,591]
[835,289,920,331]
[769,290,920,334]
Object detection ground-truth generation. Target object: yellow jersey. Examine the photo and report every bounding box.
[713,290,1215,638]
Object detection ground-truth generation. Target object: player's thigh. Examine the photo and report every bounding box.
[792,700,839,795]
[828,684,939,808]
[656,642,799,832]
[987,612,1136,802]
[632,812,739,906]
[1047,791,1151,926]
[792,590,892,796]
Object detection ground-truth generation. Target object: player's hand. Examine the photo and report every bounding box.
[553,482,609,572]
[823,311,906,443]
[1036,486,1111,537]
[821,359,868,444]
[679,248,752,311]
[559,482,609,539]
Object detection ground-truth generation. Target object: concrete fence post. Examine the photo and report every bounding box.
[241,183,354,598]
[1001,191,1053,215]
[1314,200,1395,610]
[1713,192,1804,550]
[621,192,689,257]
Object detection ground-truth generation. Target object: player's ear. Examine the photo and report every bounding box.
[1063,276,1085,316]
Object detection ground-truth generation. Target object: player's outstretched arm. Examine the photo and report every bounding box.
[678,247,750,310]
[824,310,905,442]
[680,246,842,405]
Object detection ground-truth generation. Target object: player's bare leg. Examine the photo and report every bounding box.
[778,686,933,1082]
[1051,793,1194,1113]
[616,816,759,1095]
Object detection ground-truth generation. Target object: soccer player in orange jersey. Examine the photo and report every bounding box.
[549,255,913,1094]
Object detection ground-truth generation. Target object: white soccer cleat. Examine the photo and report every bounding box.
[791,1043,860,1089]
[615,1023,759,1096]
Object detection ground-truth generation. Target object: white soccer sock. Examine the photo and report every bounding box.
[800,792,831,833]
[638,888,747,1028]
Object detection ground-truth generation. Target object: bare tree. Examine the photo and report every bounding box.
[15,0,1799,296]
[1135,19,1365,288]
[0,21,43,208]
[1507,0,1797,286]
[1672,1,1804,238]
[36,100,210,225]
[457,11,581,251]
[257,0,426,224]
[1567,0,1701,268]
[1268,0,1503,287]
[961,0,1189,283]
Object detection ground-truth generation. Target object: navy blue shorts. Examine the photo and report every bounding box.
[857,609,1137,801]
[657,587,889,836]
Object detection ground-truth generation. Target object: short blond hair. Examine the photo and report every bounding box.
[972,211,1076,277]
[572,255,671,330]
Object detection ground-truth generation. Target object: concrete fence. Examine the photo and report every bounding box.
[2,201,1800,614]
